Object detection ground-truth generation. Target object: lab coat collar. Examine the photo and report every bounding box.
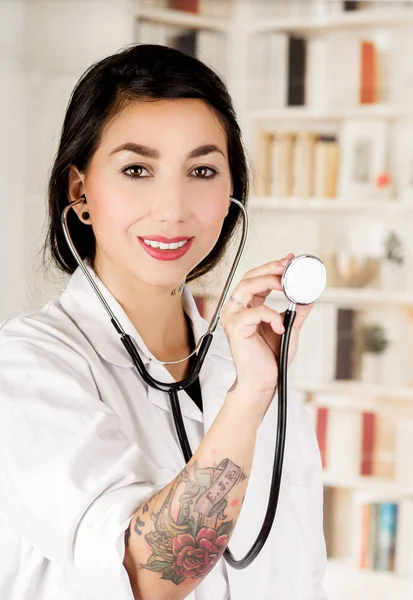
[59,261,230,371]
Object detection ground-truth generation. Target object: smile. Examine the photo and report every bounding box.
[137,237,194,261]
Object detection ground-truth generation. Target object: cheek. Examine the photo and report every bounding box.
[87,175,146,232]
[195,194,229,247]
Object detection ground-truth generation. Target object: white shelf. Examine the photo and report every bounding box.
[137,6,228,31]
[322,472,413,498]
[201,287,413,307]
[250,196,413,214]
[249,105,413,123]
[324,559,413,600]
[250,10,413,34]
[296,380,413,402]
[266,287,413,306]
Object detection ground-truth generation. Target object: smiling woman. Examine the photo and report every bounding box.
[0,43,327,600]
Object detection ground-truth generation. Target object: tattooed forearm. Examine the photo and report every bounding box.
[138,459,244,585]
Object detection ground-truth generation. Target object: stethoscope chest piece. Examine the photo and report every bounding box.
[282,254,327,306]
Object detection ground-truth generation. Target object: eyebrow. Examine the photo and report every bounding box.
[109,142,225,160]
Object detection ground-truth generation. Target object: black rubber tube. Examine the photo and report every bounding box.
[168,309,297,570]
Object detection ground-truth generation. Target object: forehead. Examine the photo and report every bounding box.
[100,98,228,152]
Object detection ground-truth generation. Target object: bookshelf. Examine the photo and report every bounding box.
[137,6,228,30]
[134,1,413,598]
[250,9,413,34]
[251,195,413,213]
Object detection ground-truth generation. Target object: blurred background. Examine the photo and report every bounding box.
[2,0,413,598]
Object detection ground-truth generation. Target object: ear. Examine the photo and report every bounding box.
[68,165,87,218]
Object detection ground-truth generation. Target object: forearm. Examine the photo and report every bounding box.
[123,388,263,600]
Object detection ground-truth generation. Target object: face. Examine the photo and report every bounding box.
[71,98,233,290]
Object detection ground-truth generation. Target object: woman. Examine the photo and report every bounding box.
[0,44,326,600]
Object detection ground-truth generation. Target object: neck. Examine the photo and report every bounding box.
[94,259,190,362]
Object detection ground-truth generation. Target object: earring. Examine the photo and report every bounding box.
[78,195,92,225]
[80,209,91,224]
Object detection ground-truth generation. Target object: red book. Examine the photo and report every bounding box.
[360,40,377,104]
[316,407,329,469]
[361,412,376,476]
[169,0,199,12]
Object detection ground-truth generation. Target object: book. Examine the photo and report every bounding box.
[169,0,199,12]
[395,500,413,576]
[375,503,398,571]
[287,36,307,106]
[359,503,372,569]
[270,132,295,197]
[314,135,340,198]
[360,411,375,476]
[292,132,316,197]
[306,36,328,111]
[372,413,395,479]
[267,32,288,109]
[335,308,356,380]
[360,40,378,104]
[172,31,196,57]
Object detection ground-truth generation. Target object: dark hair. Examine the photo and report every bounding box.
[44,43,249,282]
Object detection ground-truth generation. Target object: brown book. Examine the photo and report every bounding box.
[169,0,199,12]
[335,308,356,380]
[314,135,339,198]
[360,40,377,104]
[270,132,294,197]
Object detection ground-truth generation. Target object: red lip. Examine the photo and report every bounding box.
[140,235,192,243]
[137,237,194,261]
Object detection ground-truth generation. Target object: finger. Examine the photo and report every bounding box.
[223,305,285,338]
[226,274,284,313]
[243,253,295,281]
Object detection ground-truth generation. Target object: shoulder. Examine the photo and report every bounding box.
[0,299,93,369]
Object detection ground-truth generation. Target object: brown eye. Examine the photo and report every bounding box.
[191,166,217,179]
[122,165,150,178]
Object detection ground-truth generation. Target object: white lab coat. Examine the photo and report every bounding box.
[0,262,327,600]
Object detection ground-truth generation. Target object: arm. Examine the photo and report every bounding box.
[123,388,264,600]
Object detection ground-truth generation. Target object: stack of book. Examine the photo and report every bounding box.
[248,30,387,110]
[324,490,413,576]
[254,129,340,197]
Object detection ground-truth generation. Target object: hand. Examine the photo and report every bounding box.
[220,254,314,413]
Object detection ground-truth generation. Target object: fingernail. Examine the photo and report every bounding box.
[281,259,289,266]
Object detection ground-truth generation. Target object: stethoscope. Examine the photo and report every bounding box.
[62,196,327,570]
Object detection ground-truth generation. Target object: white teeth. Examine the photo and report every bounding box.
[143,239,189,250]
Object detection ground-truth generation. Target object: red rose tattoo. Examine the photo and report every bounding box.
[172,528,229,579]
[140,460,243,585]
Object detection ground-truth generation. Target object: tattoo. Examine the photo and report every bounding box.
[134,515,146,536]
[125,525,131,548]
[170,283,185,296]
[139,459,243,585]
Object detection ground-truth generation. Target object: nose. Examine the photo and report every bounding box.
[150,181,188,223]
